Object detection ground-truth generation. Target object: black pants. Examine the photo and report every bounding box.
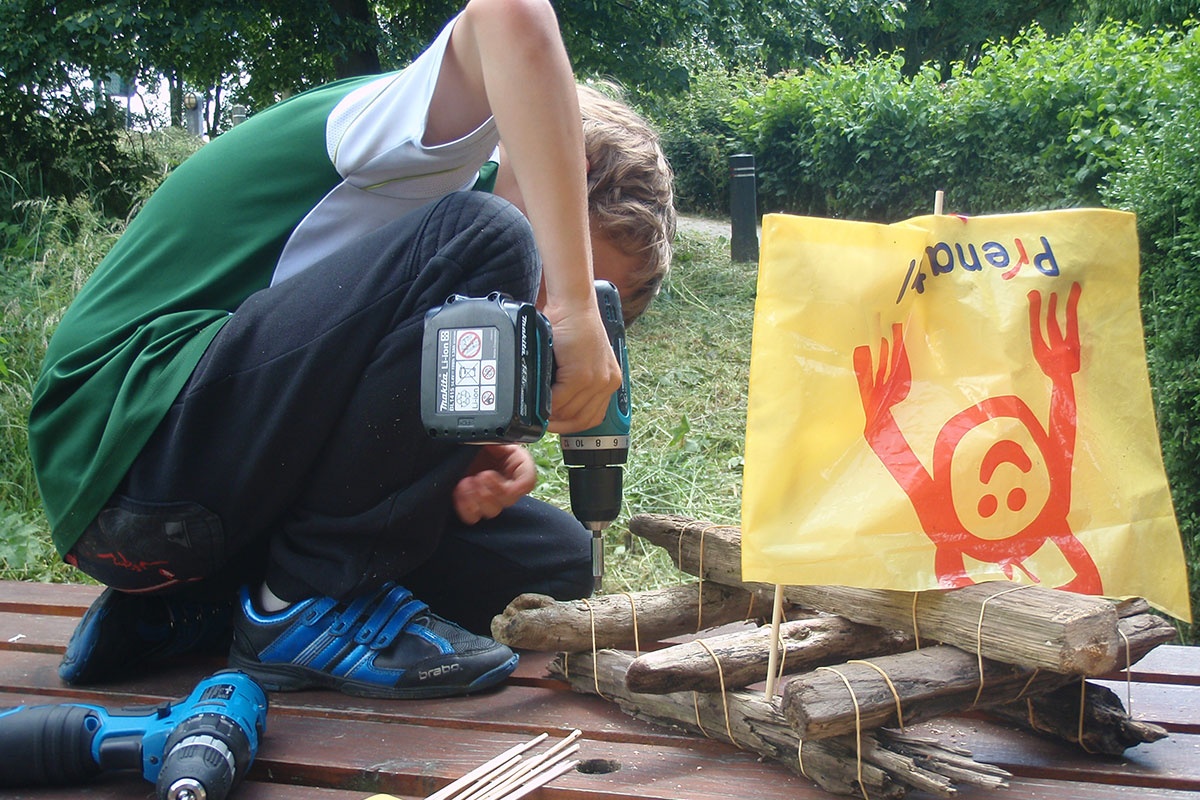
[66,192,591,633]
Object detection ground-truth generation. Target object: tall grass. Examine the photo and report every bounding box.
[0,190,123,580]
[532,233,757,591]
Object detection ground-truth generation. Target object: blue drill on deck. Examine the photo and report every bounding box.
[0,669,268,800]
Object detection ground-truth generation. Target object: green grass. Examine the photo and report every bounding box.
[532,232,758,592]
[0,187,124,583]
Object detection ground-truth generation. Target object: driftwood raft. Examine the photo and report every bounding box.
[490,513,1179,797]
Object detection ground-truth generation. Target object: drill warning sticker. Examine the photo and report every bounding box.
[436,326,499,412]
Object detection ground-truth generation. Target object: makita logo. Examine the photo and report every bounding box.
[419,663,462,681]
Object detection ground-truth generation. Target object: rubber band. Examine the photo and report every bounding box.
[619,591,641,656]
[1026,698,1039,732]
[911,592,922,650]
[1012,667,1040,702]
[971,584,1034,708]
[693,692,711,738]
[1117,627,1133,713]
[746,591,756,622]
[797,739,809,779]
[776,629,788,685]
[817,666,869,800]
[848,660,905,730]
[678,528,686,575]
[1077,680,1095,754]
[580,598,605,700]
[696,639,740,748]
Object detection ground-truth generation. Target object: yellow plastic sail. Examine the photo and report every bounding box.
[741,209,1190,621]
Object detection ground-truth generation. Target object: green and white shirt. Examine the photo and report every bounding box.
[30,16,500,554]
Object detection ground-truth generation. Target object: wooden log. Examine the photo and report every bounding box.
[988,679,1168,756]
[550,649,1010,798]
[781,612,1176,741]
[630,513,1124,675]
[489,583,774,652]
[625,616,914,694]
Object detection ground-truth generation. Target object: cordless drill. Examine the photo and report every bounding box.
[421,280,630,590]
[0,670,268,800]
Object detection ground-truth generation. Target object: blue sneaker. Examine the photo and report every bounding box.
[59,586,235,685]
[227,583,518,699]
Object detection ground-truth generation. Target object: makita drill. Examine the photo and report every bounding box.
[0,670,268,800]
[421,280,630,590]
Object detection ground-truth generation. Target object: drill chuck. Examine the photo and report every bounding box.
[560,281,630,590]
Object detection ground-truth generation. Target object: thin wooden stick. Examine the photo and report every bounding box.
[490,759,579,800]
[471,731,582,800]
[476,744,580,800]
[764,583,785,698]
[424,733,547,800]
[454,757,525,800]
[934,190,945,215]
[441,756,523,800]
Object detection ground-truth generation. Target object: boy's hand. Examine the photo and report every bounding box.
[453,444,537,525]
[545,300,621,433]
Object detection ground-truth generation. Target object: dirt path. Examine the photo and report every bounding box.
[677,214,732,238]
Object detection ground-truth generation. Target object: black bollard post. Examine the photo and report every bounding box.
[729,153,759,263]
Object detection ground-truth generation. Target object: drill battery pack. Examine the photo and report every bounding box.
[420,292,553,443]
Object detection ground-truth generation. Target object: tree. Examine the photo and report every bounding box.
[853,0,1077,76]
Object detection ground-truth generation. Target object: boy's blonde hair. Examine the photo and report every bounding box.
[577,82,676,324]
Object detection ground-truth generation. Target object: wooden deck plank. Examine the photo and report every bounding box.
[937,778,1200,800]
[2,612,1195,735]
[0,651,700,746]
[906,718,1200,791]
[1107,645,1200,686]
[0,689,810,800]
[0,581,101,616]
[2,581,1198,800]
[1091,679,1200,734]
[4,779,392,800]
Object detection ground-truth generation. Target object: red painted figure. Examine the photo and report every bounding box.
[852,282,1102,592]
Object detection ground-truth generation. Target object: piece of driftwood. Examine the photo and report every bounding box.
[630,513,1123,675]
[551,649,1010,798]
[780,612,1176,741]
[489,583,775,652]
[625,616,914,694]
[989,679,1168,756]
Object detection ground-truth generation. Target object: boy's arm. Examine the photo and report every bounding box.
[428,0,621,434]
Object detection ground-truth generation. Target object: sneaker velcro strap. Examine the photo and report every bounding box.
[370,599,427,649]
[301,597,339,626]
[352,585,414,645]
[329,584,391,636]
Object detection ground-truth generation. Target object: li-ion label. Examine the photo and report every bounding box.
[436,326,499,412]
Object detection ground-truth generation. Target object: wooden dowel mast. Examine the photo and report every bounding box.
[764,584,785,698]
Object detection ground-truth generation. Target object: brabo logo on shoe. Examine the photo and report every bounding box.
[419,663,461,681]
